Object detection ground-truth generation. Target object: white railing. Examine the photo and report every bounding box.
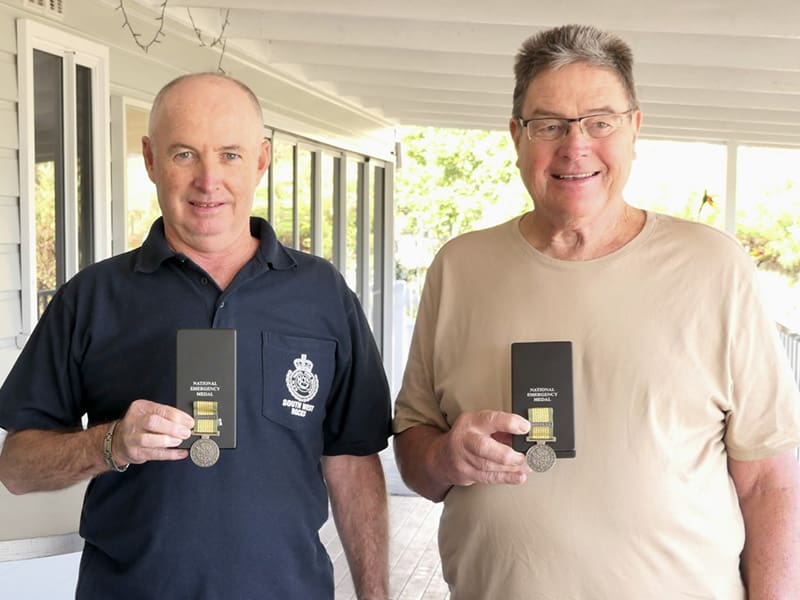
[778,322,800,390]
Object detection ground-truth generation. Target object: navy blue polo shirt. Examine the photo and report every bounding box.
[0,217,391,599]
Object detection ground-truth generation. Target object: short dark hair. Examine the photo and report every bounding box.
[512,25,637,118]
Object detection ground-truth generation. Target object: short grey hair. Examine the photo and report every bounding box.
[512,24,638,118]
[148,72,264,138]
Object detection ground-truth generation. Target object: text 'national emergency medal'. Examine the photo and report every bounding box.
[511,341,576,472]
[175,329,238,466]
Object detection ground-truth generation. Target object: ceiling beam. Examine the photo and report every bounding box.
[254,39,800,97]
[136,0,800,148]
[168,0,800,38]
[637,87,800,113]
[285,64,512,92]
[224,11,800,72]
[340,84,800,115]
[265,41,512,76]
[363,100,800,133]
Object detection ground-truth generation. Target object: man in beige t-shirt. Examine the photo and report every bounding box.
[394,25,800,599]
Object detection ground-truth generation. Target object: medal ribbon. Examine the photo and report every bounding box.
[193,400,220,436]
[526,407,556,443]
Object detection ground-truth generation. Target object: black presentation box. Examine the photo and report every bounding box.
[176,328,237,449]
[511,341,575,459]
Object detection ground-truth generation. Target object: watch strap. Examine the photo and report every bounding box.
[103,419,129,473]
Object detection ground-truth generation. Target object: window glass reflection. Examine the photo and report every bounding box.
[272,141,295,248]
[345,159,360,292]
[75,64,94,270]
[297,149,312,253]
[33,49,64,316]
[124,105,158,250]
[321,153,335,262]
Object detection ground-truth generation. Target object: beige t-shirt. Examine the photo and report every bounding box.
[394,212,800,600]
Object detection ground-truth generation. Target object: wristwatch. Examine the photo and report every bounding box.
[103,419,129,472]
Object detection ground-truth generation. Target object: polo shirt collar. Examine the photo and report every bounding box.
[134,217,297,274]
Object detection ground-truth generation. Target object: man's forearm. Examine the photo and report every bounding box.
[393,425,453,502]
[0,427,110,494]
[731,452,800,599]
[323,454,388,600]
[739,484,800,598]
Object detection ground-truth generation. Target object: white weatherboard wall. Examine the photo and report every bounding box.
[0,5,20,385]
[0,553,81,599]
[0,0,394,596]
[0,0,395,367]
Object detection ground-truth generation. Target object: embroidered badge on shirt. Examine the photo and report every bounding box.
[282,353,319,417]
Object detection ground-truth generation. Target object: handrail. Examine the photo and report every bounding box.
[0,533,82,562]
[37,289,56,316]
[777,322,800,389]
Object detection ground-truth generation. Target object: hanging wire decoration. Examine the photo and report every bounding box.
[117,1,231,72]
[187,8,232,72]
[117,0,168,54]
[187,8,231,49]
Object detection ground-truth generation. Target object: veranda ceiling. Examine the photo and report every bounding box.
[137,0,800,148]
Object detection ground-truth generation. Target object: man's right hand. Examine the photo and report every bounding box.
[394,410,532,502]
[0,400,196,495]
[112,399,195,467]
[434,410,532,487]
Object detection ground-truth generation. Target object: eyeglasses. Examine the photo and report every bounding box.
[518,108,636,141]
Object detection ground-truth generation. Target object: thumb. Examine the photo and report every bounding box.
[511,414,531,435]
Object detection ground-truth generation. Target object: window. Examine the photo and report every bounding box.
[122,103,158,250]
[320,153,335,262]
[271,139,295,248]
[262,136,392,353]
[369,163,387,340]
[17,20,109,334]
[344,158,361,291]
[735,146,800,331]
[297,147,313,254]
[626,139,726,228]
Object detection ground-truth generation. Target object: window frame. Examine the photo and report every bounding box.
[16,19,110,339]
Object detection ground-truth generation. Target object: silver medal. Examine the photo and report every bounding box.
[526,443,556,473]
[190,436,220,467]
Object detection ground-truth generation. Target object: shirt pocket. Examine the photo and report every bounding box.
[262,331,336,432]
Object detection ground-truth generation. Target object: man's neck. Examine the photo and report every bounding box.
[520,204,646,261]
[166,229,260,291]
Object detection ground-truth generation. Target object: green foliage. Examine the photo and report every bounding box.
[35,161,57,292]
[126,197,161,249]
[636,187,722,228]
[395,127,528,286]
[736,180,800,282]
[394,130,800,329]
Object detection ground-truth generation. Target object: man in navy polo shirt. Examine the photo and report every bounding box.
[0,73,392,599]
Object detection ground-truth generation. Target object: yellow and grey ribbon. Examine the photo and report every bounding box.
[190,400,221,467]
[525,406,557,472]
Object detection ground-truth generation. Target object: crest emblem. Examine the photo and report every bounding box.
[285,354,319,402]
